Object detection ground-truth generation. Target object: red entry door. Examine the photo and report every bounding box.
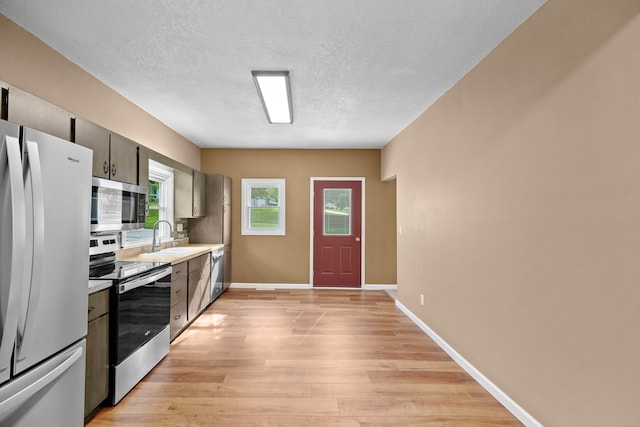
[313,180,362,287]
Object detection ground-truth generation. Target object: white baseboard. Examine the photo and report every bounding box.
[363,283,397,290]
[230,283,312,290]
[230,283,398,291]
[394,299,542,427]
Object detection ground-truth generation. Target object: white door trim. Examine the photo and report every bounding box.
[309,177,366,287]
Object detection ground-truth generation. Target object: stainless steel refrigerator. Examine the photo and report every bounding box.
[188,173,231,299]
[0,119,92,426]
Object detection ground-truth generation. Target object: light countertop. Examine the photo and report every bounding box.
[88,279,112,294]
[118,243,224,265]
[88,241,224,294]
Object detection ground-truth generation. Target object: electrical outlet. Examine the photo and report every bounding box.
[420,294,424,306]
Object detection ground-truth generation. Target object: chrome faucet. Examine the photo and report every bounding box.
[151,220,173,252]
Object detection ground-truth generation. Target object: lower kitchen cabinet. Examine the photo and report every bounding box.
[85,289,110,419]
[187,253,211,320]
[169,252,214,342]
[170,261,188,341]
[201,254,212,308]
[223,245,231,289]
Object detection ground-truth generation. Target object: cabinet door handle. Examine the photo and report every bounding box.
[174,314,181,320]
[193,206,197,215]
[103,161,109,174]
[111,163,117,176]
[88,305,96,313]
[175,289,181,294]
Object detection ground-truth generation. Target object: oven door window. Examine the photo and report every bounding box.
[116,277,170,364]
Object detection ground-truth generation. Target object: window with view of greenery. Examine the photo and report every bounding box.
[146,179,161,228]
[123,160,174,245]
[242,179,285,235]
[324,188,352,235]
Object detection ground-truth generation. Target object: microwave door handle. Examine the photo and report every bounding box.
[0,136,26,376]
[16,141,45,361]
[118,267,172,294]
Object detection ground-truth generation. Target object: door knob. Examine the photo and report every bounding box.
[355,237,361,242]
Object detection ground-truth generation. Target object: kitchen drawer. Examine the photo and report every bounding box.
[201,259,211,280]
[172,261,187,280]
[202,252,211,267]
[170,300,188,341]
[87,289,109,322]
[188,255,203,273]
[202,252,211,271]
[171,275,188,306]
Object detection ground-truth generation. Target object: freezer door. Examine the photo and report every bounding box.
[0,340,85,427]
[0,121,25,385]
[14,128,92,375]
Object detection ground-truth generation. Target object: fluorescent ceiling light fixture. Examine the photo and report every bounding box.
[252,71,293,124]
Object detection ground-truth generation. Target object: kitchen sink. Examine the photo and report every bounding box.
[140,246,207,257]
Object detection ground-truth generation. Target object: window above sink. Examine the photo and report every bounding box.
[123,160,175,247]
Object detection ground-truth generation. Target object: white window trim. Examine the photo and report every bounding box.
[241,178,286,236]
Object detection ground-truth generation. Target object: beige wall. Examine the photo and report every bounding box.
[382,0,640,425]
[201,149,396,285]
[0,15,200,170]
[0,12,397,286]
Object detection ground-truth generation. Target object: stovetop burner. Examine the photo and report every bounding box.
[89,234,169,282]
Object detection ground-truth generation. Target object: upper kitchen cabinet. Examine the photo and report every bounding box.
[189,174,231,245]
[193,170,206,217]
[174,169,192,219]
[138,144,149,187]
[175,169,206,218]
[73,118,110,180]
[2,86,72,141]
[109,132,138,185]
[73,118,146,186]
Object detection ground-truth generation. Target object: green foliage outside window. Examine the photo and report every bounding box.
[250,208,279,228]
[251,187,279,203]
[145,180,160,228]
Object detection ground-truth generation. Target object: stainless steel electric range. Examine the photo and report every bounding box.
[89,235,172,404]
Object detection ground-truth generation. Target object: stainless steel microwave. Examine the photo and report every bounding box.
[91,177,148,232]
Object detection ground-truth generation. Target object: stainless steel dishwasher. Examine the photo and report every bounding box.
[210,248,224,303]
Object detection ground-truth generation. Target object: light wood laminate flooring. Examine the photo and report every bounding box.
[88,289,521,426]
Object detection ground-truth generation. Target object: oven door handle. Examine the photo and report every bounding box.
[118,267,172,294]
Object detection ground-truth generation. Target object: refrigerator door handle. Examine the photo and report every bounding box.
[0,345,83,419]
[15,141,45,361]
[0,136,26,377]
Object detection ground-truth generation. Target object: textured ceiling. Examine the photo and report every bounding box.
[0,0,544,149]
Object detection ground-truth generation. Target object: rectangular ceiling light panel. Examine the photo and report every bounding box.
[252,71,293,124]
